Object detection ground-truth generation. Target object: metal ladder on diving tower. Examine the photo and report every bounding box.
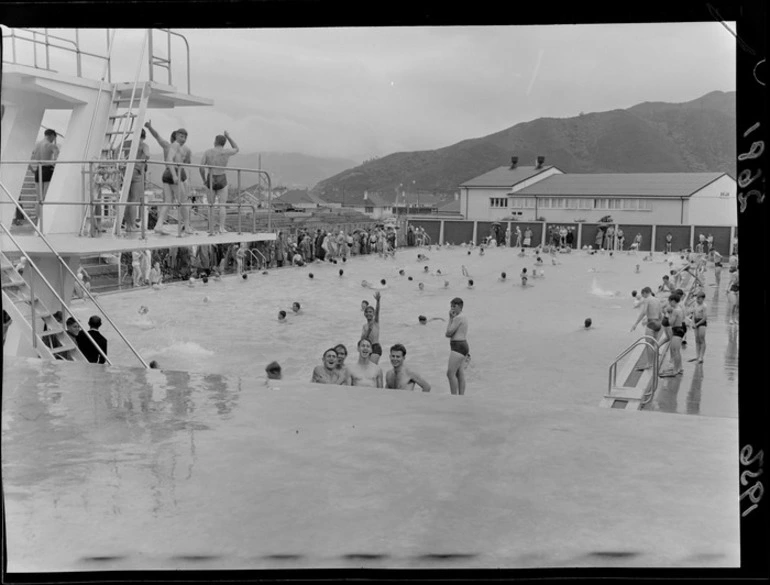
[80,36,151,237]
[1,250,91,362]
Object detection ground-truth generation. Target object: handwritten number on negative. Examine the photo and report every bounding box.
[740,446,764,517]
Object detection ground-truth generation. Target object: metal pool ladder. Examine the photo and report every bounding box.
[602,335,666,410]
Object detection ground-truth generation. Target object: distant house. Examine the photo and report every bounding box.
[340,192,391,219]
[435,198,463,218]
[277,189,328,210]
[459,156,563,221]
[391,191,442,215]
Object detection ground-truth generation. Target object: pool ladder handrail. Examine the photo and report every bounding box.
[608,335,661,404]
[247,248,267,270]
[0,180,150,369]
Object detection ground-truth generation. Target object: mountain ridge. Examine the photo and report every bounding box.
[311,90,736,202]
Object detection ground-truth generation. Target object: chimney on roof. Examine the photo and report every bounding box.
[536,156,545,169]
[363,191,368,200]
[455,192,459,201]
[510,156,519,169]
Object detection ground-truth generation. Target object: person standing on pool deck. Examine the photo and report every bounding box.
[631,287,662,370]
[199,130,239,233]
[361,291,383,364]
[347,339,383,387]
[660,294,685,377]
[144,121,178,234]
[385,344,431,392]
[689,292,708,364]
[445,297,469,395]
[166,128,193,236]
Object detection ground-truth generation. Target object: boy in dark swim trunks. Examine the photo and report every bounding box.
[660,294,685,377]
[445,297,469,395]
[690,292,707,364]
[199,130,240,233]
[631,287,662,370]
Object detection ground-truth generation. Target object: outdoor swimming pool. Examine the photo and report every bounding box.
[3,246,741,572]
[73,245,737,417]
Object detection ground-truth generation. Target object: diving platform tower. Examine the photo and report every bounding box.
[1,28,275,360]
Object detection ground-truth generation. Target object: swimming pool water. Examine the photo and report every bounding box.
[73,246,737,417]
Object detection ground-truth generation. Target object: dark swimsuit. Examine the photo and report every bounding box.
[450,339,470,356]
[207,174,228,191]
[35,165,54,183]
[671,325,686,338]
[162,168,187,184]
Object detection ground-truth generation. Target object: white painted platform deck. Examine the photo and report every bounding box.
[1,229,275,256]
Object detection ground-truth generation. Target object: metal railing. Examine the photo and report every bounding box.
[149,29,192,94]
[607,335,664,406]
[2,27,112,79]
[1,227,110,364]
[1,158,273,234]
[0,180,149,368]
[247,248,267,270]
[2,27,193,94]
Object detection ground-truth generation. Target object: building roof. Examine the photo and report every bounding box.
[514,172,728,198]
[278,189,327,205]
[460,165,556,188]
[437,200,461,213]
[341,192,390,207]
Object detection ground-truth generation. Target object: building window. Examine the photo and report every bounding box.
[579,198,592,209]
[594,198,607,209]
[637,199,652,211]
[490,198,508,208]
[525,198,536,208]
[622,199,637,210]
[365,206,374,213]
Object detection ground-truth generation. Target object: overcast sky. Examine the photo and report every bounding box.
[32,22,735,162]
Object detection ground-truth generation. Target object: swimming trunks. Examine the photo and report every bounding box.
[672,326,686,338]
[661,317,670,328]
[371,343,382,356]
[647,319,662,332]
[730,283,739,292]
[35,165,54,183]
[450,339,470,356]
[714,262,723,267]
[162,168,187,184]
[696,320,707,328]
[207,174,228,191]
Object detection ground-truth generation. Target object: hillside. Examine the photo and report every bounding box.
[311,91,736,202]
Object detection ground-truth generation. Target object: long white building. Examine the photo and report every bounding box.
[459,157,737,226]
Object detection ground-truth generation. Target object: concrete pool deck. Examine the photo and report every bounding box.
[2,357,739,571]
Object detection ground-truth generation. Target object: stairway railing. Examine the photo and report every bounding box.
[608,335,661,397]
[0,180,149,368]
[247,248,267,270]
[1,236,108,364]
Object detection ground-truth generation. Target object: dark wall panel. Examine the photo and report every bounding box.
[443,221,474,245]
[409,220,441,245]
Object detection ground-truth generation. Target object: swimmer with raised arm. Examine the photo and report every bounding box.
[385,344,431,392]
[445,297,469,396]
[347,339,383,387]
[361,291,383,364]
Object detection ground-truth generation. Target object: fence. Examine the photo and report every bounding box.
[405,219,737,256]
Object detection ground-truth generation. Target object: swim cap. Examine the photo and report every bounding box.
[468,279,474,286]
[408,276,413,281]
[202,276,209,284]
[467,251,471,255]
[418,315,427,322]
[309,273,314,278]
[584,318,592,328]
[339,269,344,276]
[501,272,506,278]
[242,273,248,280]
[380,279,386,285]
